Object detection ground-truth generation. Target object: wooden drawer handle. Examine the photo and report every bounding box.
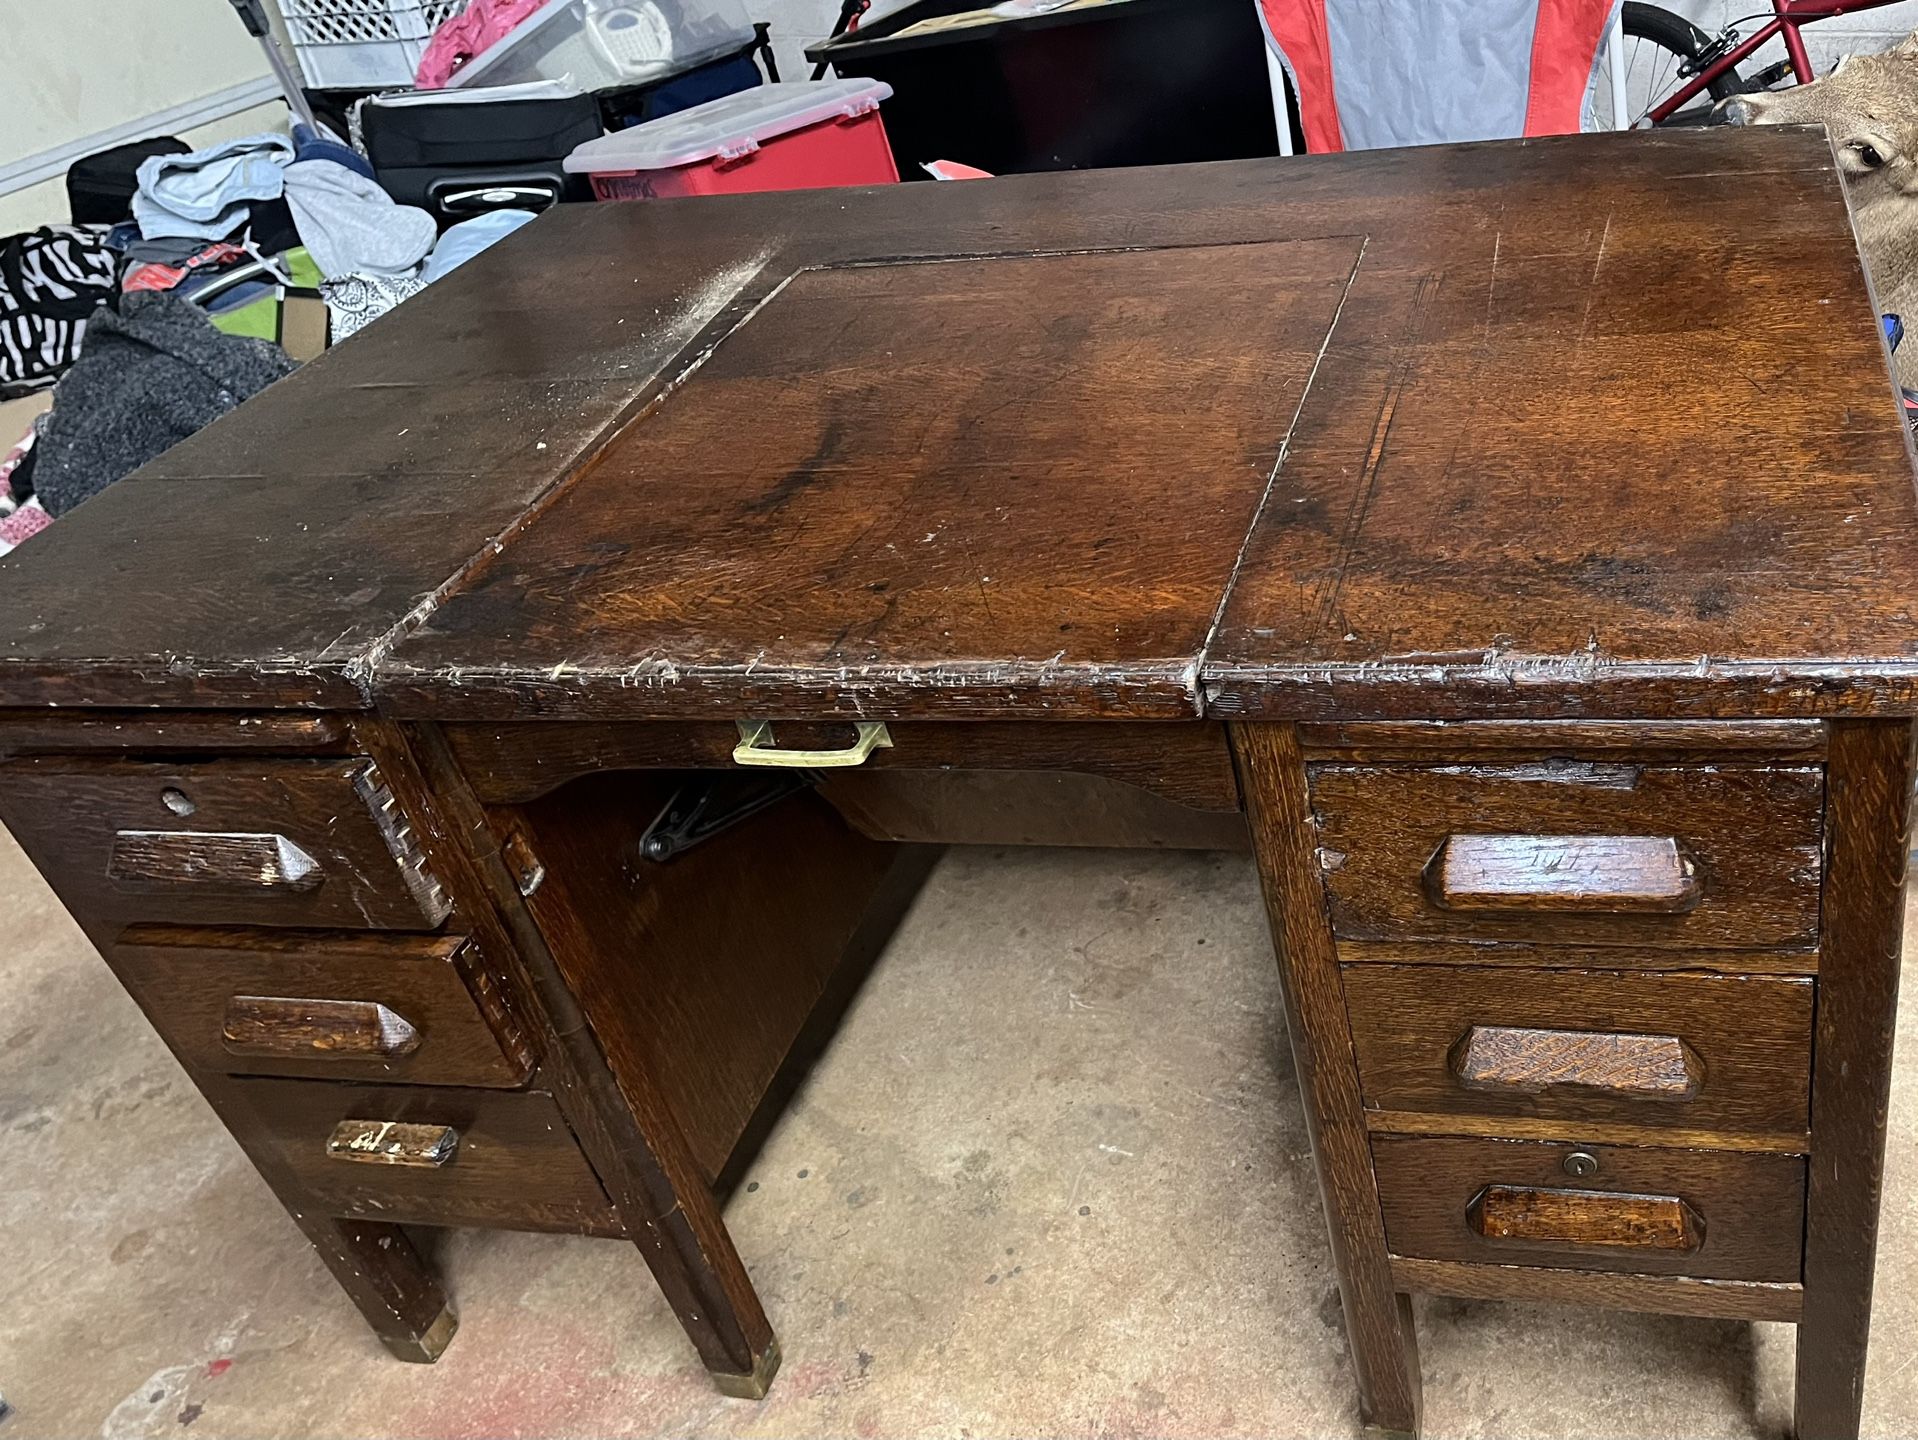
[223,997,423,1060]
[1468,1183,1704,1253]
[1449,1024,1702,1102]
[109,830,323,892]
[326,1119,459,1168]
[1425,834,1701,913]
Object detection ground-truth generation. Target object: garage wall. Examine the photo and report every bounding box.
[0,0,289,235]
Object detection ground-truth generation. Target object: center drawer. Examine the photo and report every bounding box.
[1343,964,1813,1145]
[1307,763,1823,948]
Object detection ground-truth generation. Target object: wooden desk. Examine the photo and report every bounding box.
[2,128,1914,1438]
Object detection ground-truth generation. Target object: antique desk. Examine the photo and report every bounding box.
[3,128,1915,1438]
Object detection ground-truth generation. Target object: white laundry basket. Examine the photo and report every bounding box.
[275,0,470,89]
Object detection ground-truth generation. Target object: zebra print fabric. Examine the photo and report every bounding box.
[0,225,117,395]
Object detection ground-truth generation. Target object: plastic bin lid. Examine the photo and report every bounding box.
[446,0,583,88]
[564,79,894,171]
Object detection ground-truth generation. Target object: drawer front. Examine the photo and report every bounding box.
[114,927,534,1088]
[232,1079,622,1237]
[1373,1134,1805,1281]
[1344,965,1813,1144]
[0,756,450,932]
[1308,764,1822,948]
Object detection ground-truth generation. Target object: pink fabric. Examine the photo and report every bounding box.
[0,501,53,554]
[415,0,549,89]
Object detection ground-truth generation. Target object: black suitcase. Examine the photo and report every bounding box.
[66,136,190,225]
[361,94,602,223]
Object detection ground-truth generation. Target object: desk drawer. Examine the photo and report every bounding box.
[1307,764,1822,948]
[1343,964,1812,1145]
[231,1078,623,1237]
[114,927,533,1089]
[1373,1134,1804,1281]
[0,756,450,932]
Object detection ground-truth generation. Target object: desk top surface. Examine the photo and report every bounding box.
[6,127,1916,722]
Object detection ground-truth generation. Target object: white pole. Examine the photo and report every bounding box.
[1266,47,1296,156]
[1609,8,1630,129]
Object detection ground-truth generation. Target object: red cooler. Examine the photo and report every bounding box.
[564,79,899,199]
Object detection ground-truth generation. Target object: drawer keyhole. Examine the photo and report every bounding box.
[160,787,196,817]
[1563,1149,1600,1178]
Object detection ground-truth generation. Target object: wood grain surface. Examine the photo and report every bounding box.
[1797,720,1916,1439]
[1342,964,1811,1142]
[113,926,534,1088]
[1235,723,1422,1435]
[0,131,1903,722]
[1372,1134,1805,1281]
[0,757,450,934]
[1308,763,1823,947]
[229,1077,626,1237]
[1389,1257,1802,1322]
[442,720,1243,809]
[379,238,1365,720]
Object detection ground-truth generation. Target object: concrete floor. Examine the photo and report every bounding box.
[5,829,1918,1439]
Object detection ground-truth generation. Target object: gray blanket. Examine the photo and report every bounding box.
[34,291,297,517]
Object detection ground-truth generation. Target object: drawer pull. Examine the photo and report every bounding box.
[223,997,423,1061]
[733,719,892,768]
[1449,1024,1703,1102]
[1426,834,1701,913]
[326,1119,459,1168]
[1468,1183,1704,1253]
[109,830,322,892]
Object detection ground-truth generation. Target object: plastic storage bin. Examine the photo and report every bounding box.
[564,79,897,199]
[447,0,756,91]
[276,0,469,90]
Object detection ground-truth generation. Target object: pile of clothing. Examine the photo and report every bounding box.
[0,125,538,555]
[130,125,495,338]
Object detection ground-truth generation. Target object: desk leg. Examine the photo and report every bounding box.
[1232,722,1422,1439]
[1795,719,1914,1440]
[367,722,781,1396]
[298,1217,457,1362]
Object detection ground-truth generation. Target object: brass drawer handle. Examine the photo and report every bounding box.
[223,996,423,1060]
[326,1119,459,1168]
[1426,834,1702,913]
[1450,1024,1703,1102]
[109,830,323,892]
[1468,1183,1704,1253]
[732,719,892,769]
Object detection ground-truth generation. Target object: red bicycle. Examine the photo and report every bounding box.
[1592,0,1909,128]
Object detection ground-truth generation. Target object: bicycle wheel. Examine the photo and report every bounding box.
[1588,2,1748,130]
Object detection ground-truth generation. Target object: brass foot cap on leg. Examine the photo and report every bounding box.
[384,1305,459,1363]
[711,1338,782,1400]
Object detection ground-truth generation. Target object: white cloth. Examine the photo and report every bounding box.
[320,273,430,340]
[282,160,437,281]
[422,208,538,284]
[132,134,293,241]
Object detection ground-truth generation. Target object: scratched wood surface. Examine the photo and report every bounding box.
[380,237,1364,719]
[1341,963,1813,1141]
[0,128,1905,719]
[1372,1133,1807,1281]
[0,128,1885,720]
